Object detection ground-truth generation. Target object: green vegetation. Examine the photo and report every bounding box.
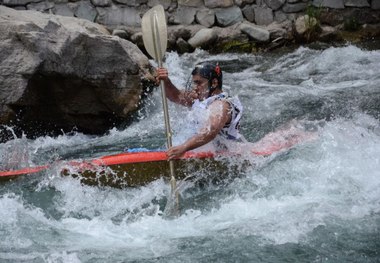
[304,4,322,42]
[212,39,256,53]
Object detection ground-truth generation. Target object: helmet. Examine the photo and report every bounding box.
[191,62,223,90]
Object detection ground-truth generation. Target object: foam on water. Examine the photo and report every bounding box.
[1,45,379,262]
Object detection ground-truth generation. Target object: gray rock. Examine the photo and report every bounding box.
[168,24,204,41]
[274,10,287,22]
[90,0,111,7]
[242,5,255,22]
[319,25,339,42]
[215,6,244,27]
[205,0,234,8]
[75,1,97,22]
[0,6,152,135]
[96,5,141,28]
[172,6,197,25]
[2,0,41,6]
[313,0,345,9]
[113,0,147,6]
[147,0,172,9]
[188,28,217,47]
[295,15,317,35]
[254,6,274,25]
[213,24,247,42]
[266,21,288,39]
[112,29,129,39]
[196,9,215,27]
[264,0,286,10]
[344,0,370,7]
[240,22,270,42]
[26,1,55,12]
[282,2,307,13]
[53,3,75,17]
[178,0,204,7]
[176,37,193,53]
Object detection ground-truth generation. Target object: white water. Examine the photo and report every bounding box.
[1,45,379,262]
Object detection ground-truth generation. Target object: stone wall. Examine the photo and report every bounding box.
[2,0,380,53]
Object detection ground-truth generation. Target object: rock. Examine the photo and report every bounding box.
[274,10,287,22]
[313,0,345,9]
[96,5,142,28]
[53,3,75,17]
[188,28,217,48]
[147,0,172,9]
[240,22,270,42]
[172,6,197,25]
[205,0,234,8]
[176,37,193,53]
[0,6,153,137]
[282,2,308,13]
[264,0,286,10]
[215,6,244,27]
[178,0,204,7]
[75,1,97,22]
[242,5,255,22]
[266,21,288,39]
[319,25,340,42]
[214,23,246,42]
[26,1,55,12]
[295,14,318,35]
[196,9,215,27]
[90,0,111,7]
[344,0,370,7]
[112,29,129,39]
[2,0,41,6]
[254,6,274,25]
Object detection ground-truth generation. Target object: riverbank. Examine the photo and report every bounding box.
[2,0,380,54]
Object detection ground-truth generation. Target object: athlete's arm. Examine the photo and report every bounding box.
[156,67,193,107]
[167,100,232,159]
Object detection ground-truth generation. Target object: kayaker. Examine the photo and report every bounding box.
[156,62,243,159]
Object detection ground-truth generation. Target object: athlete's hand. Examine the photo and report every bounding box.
[167,145,187,160]
[155,67,169,84]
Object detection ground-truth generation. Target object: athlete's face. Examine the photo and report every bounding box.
[188,74,209,101]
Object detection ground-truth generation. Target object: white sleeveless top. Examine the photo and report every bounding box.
[191,92,243,140]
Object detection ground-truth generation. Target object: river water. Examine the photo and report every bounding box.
[1,44,379,262]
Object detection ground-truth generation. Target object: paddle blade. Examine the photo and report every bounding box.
[141,5,167,63]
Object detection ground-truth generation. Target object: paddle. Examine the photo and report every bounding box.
[141,5,179,214]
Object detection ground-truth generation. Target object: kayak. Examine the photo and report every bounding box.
[0,125,318,187]
[0,150,254,188]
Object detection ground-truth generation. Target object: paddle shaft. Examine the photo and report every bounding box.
[150,10,176,180]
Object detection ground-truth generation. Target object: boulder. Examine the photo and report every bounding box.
[204,0,234,8]
[215,6,244,27]
[264,0,286,10]
[295,15,318,35]
[96,5,142,28]
[0,6,153,138]
[188,28,217,48]
[344,0,370,7]
[313,0,345,9]
[242,4,255,22]
[254,6,274,25]
[172,6,197,25]
[196,9,215,27]
[282,2,308,13]
[178,0,204,7]
[240,22,270,42]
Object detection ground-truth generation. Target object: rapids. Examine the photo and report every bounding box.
[0,44,379,262]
